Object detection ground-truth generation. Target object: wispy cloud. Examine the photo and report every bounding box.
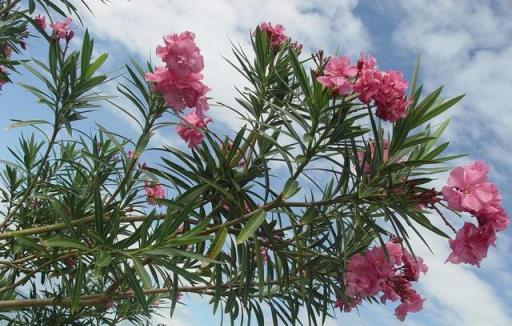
[80,0,371,131]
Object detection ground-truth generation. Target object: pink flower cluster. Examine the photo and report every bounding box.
[442,161,508,266]
[317,53,410,122]
[257,22,302,51]
[357,139,389,174]
[317,56,358,96]
[343,241,428,321]
[176,112,212,148]
[50,17,73,41]
[144,182,165,205]
[145,31,212,149]
[258,22,288,47]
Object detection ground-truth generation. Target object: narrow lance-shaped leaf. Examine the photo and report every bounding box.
[204,227,228,267]
[236,209,266,244]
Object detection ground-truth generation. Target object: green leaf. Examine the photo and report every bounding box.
[301,207,319,225]
[15,235,46,253]
[96,250,112,267]
[236,209,266,244]
[6,120,50,130]
[44,238,88,251]
[282,178,300,199]
[71,260,85,314]
[84,53,108,80]
[133,257,152,289]
[124,262,149,313]
[204,227,228,267]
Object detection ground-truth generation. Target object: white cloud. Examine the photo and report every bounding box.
[408,227,512,326]
[80,0,370,132]
[389,0,512,163]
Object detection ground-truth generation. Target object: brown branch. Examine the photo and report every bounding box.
[0,196,351,240]
[0,214,164,240]
[0,277,304,310]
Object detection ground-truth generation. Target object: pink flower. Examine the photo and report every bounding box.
[258,22,288,46]
[156,32,204,79]
[402,251,428,282]
[446,222,496,266]
[380,280,402,304]
[50,17,72,40]
[374,95,410,122]
[344,241,428,320]
[357,53,377,71]
[353,54,381,103]
[146,31,211,121]
[476,205,509,232]
[34,15,47,30]
[317,56,358,96]
[354,53,410,122]
[385,242,406,265]
[365,246,396,279]
[442,161,496,213]
[176,112,212,148]
[394,288,425,321]
[145,67,209,112]
[144,183,165,205]
[373,70,410,122]
[345,253,382,297]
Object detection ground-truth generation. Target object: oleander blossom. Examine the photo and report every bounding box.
[393,286,425,321]
[353,53,410,122]
[373,70,410,122]
[156,32,204,79]
[50,17,72,40]
[446,222,496,267]
[317,56,358,95]
[344,241,427,321]
[145,30,211,119]
[258,22,288,46]
[443,161,508,266]
[442,161,497,213]
[34,15,47,30]
[145,67,209,113]
[144,183,165,205]
[176,112,212,148]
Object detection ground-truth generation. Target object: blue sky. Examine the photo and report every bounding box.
[1,0,511,325]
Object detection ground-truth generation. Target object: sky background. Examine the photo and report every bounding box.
[1,0,511,325]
